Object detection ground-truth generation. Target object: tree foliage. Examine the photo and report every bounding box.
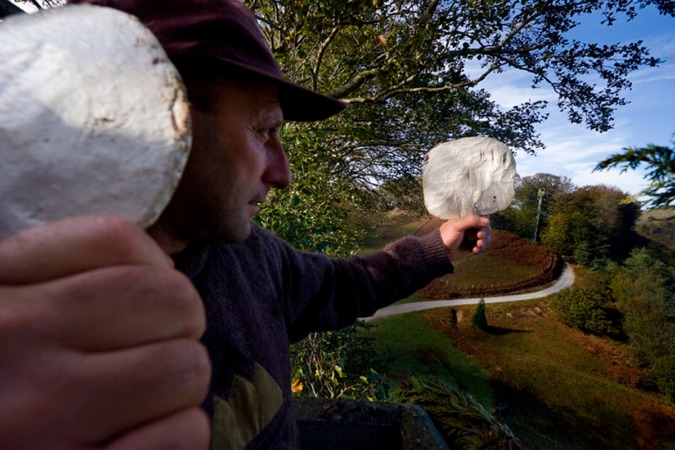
[540,212,570,255]
[492,175,643,265]
[608,247,675,402]
[541,184,641,261]
[610,247,675,364]
[551,276,622,338]
[552,247,675,402]
[493,172,575,239]
[246,0,669,248]
[594,136,675,210]
[256,123,383,255]
[654,350,675,404]
[250,0,665,133]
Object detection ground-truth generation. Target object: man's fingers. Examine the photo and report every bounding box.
[82,340,211,439]
[0,216,173,284]
[467,222,491,254]
[61,340,211,443]
[0,339,211,449]
[0,217,210,448]
[104,408,211,450]
[459,229,480,253]
[455,215,490,232]
[476,224,492,248]
[440,215,489,244]
[20,266,206,351]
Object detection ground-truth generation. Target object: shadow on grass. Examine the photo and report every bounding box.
[488,379,675,450]
[490,380,591,450]
[483,326,532,336]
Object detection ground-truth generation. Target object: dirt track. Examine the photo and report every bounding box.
[364,263,574,320]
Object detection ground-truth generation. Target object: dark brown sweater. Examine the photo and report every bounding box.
[173,224,453,449]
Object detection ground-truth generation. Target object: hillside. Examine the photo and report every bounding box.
[637,208,675,253]
[364,211,561,299]
[420,300,675,449]
[364,211,675,449]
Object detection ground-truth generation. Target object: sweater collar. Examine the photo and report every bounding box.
[171,243,210,279]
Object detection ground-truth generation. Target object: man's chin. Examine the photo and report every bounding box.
[215,220,252,245]
[234,221,253,243]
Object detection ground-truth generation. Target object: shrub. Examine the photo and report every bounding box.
[487,230,556,269]
[290,321,392,401]
[471,299,489,331]
[551,286,622,337]
[391,376,525,449]
[654,351,675,404]
[611,248,675,364]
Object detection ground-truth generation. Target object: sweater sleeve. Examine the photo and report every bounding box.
[260,226,454,343]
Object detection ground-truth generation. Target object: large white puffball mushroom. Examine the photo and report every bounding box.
[0,5,191,239]
[422,136,516,219]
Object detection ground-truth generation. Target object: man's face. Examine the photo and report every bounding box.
[151,78,291,247]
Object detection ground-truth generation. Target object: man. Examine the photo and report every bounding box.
[0,0,490,448]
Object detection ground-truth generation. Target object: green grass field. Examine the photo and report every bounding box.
[361,212,675,449]
[366,311,494,408]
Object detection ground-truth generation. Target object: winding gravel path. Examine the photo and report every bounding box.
[365,263,575,320]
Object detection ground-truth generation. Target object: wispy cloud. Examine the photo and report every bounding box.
[515,112,652,195]
[643,32,675,59]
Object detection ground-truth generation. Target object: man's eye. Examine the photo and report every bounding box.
[256,121,282,140]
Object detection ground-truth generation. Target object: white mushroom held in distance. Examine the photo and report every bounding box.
[422,136,517,219]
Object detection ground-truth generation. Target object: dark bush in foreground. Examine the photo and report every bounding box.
[391,376,525,449]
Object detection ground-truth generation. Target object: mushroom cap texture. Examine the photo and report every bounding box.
[0,4,191,239]
[422,136,516,219]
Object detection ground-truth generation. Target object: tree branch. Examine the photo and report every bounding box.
[312,25,341,91]
[345,60,500,104]
[328,68,380,99]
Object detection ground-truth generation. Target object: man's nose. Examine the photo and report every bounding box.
[263,140,292,189]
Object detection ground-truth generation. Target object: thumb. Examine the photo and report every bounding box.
[439,215,491,260]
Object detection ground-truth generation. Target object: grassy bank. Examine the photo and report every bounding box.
[361,211,675,449]
[367,300,675,449]
[362,211,559,299]
[367,310,494,408]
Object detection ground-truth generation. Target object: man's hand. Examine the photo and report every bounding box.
[0,216,211,450]
[439,215,491,262]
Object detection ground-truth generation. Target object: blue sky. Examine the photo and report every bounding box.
[487,7,675,198]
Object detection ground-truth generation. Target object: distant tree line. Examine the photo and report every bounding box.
[491,172,642,265]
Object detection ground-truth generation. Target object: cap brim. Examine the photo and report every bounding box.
[238,60,348,122]
[277,79,348,122]
[178,56,347,122]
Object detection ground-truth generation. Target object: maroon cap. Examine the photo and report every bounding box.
[70,0,347,122]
